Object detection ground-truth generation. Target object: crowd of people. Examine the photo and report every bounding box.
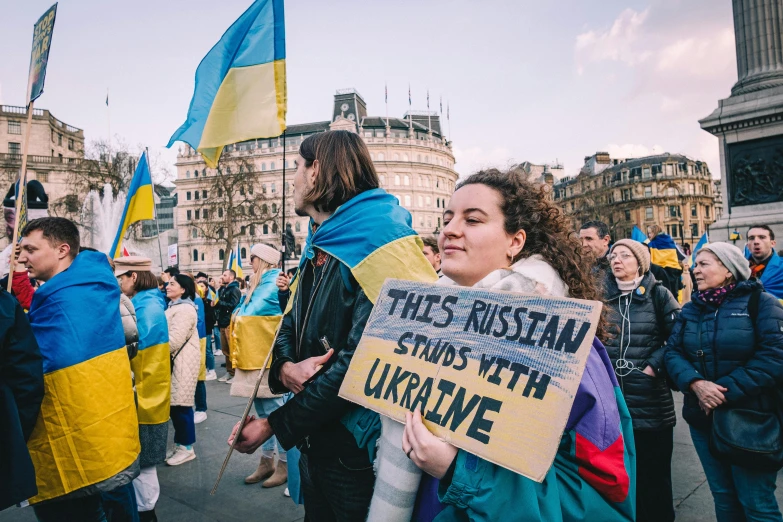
[2,128,783,522]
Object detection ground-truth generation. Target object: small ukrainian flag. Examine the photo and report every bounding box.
[228,242,244,279]
[110,152,154,259]
[167,0,286,167]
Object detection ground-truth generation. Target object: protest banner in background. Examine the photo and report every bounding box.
[339,279,602,482]
[28,4,58,103]
[168,244,178,267]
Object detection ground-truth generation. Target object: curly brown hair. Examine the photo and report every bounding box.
[457,169,608,340]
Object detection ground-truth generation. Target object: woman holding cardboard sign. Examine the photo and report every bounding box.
[402,169,636,522]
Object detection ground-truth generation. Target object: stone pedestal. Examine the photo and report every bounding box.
[700,0,783,241]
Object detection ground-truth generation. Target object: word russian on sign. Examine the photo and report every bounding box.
[28,4,58,103]
[339,279,602,482]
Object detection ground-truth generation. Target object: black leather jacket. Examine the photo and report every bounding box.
[268,253,373,465]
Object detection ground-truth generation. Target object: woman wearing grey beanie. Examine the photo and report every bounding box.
[665,242,783,521]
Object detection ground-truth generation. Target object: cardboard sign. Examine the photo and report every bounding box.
[339,279,602,482]
[168,244,178,267]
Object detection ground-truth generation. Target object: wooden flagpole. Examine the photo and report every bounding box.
[7,100,36,293]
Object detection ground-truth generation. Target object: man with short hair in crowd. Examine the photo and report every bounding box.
[421,236,442,277]
[216,269,241,383]
[579,220,612,278]
[746,224,783,299]
[18,217,139,521]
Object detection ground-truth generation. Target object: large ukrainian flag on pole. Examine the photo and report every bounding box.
[26,251,139,503]
[166,0,286,168]
[110,152,154,258]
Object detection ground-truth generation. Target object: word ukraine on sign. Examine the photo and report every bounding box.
[339,279,602,482]
[28,4,58,103]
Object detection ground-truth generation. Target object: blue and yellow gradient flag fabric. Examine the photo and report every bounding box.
[167,0,286,168]
[228,242,244,279]
[292,188,438,307]
[195,295,208,380]
[648,233,683,270]
[131,289,170,425]
[110,152,154,258]
[231,268,281,370]
[631,226,649,244]
[26,251,139,503]
[691,232,708,267]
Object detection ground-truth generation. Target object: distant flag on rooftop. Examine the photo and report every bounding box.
[106,91,109,106]
[439,95,443,114]
[167,0,286,168]
[385,83,388,104]
[426,89,430,108]
[110,152,154,259]
[408,84,411,106]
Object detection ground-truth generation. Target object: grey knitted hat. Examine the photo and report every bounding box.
[699,242,751,282]
[611,239,651,274]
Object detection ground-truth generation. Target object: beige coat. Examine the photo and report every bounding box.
[166,300,200,407]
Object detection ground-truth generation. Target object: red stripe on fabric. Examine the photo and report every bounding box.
[575,432,630,503]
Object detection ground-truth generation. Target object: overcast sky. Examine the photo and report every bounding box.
[1,0,736,181]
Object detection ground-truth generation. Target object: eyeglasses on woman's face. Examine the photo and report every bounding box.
[608,252,634,262]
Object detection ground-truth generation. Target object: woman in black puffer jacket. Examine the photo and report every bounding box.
[604,239,681,522]
[665,242,783,522]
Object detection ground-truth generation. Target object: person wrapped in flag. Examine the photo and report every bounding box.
[114,256,170,520]
[646,225,685,301]
[399,170,635,522]
[229,130,438,520]
[229,243,289,488]
[19,218,140,512]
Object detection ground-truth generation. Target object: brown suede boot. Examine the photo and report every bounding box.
[245,456,274,484]
[262,460,288,488]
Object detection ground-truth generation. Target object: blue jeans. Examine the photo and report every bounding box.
[690,426,783,522]
[170,405,195,446]
[205,334,215,371]
[195,380,207,413]
[212,326,221,353]
[254,396,286,457]
[101,482,139,522]
[34,493,107,522]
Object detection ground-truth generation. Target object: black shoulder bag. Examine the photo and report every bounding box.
[171,330,196,372]
[708,288,783,472]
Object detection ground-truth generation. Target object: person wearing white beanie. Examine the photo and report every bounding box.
[229,243,289,488]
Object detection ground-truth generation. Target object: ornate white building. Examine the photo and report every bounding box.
[175,88,458,276]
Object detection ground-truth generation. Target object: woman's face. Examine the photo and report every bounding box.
[610,245,640,281]
[117,272,136,298]
[166,278,185,300]
[439,184,525,287]
[693,250,732,291]
[251,256,261,272]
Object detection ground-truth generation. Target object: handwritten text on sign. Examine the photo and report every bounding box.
[339,279,602,482]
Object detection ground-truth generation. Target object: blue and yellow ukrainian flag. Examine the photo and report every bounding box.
[631,226,649,244]
[131,288,170,425]
[26,251,139,503]
[648,233,683,270]
[110,152,154,259]
[228,242,244,279]
[167,0,286,168]
[691,232,708,266]
[231,269,281,370]
[291,188,437,307]
[195,294,208,380]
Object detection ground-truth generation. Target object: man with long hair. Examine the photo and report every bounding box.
[229,130,436,521]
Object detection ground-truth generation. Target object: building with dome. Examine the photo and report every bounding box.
[174,88,458,276]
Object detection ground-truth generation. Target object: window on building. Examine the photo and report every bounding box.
[262,163,267,171]
[270,162,276,170]
[394,175,400,186]
[705,205,711,218]
[571,202,575,211]
[193,249,198,261]
[195,210,200,219]
[202,190,207,199]
[8,142,20,155]
[394,153,399,161]
[202,209,208,219]
[667,187,676,197]
[240,247,247,259]
[652,164,662,176]
[219,249,225,260]
[194,191,200,200]
[187,210,192,220]
[295,221,301,232]
[691,204,697,217]
[418,195,423,207]
[688,183,695,195]
[272,203,277,213]
[642,167,651,179]
[404,195,411,207]
[192,228,198,238]
[271,182,276,193]
[645,207,653,220]
[218,187,223,197]
[194,169,199,178]
[378,153,385,161]
[7,121,21,134]
[273,223,279,234]
[218,208,224,218]
[403,154,409,161]
[240,186,245,196]
[38,172,49,183]
[665,164,674,176]
[644,186,652,197]
[218,228,224,239]
[379,175,385,185]
[226,167,231,174]
[364,131,373,138]
[691,223,699,237]
[58,133,62,146]
[669,205,680,218]
[624,210,631,221]
[186,191,191,201]
[240,226,246,235]
[425,196,431,206]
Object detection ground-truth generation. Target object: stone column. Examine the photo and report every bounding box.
[732,0,783,94]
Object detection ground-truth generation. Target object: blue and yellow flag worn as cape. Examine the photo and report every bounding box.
[648,233,684,270]
[290,188,437,308]
[195,295,208,380]
[26,251,140,503]
[232,268,281,370]
[131,288,170,425]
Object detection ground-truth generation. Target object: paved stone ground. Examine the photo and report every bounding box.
[3,355,782,521]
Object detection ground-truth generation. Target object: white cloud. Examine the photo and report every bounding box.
[605,143,664,160]
[575,8,651,74]
[452,145,515,177]
[655,28,735,76]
